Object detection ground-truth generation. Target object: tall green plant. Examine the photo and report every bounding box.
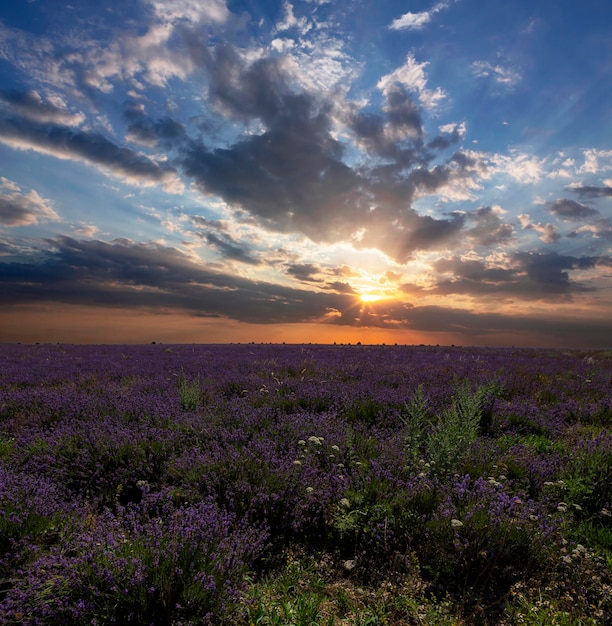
[178,369,201,411]
[399,384,431,467]
[428,378,499,474]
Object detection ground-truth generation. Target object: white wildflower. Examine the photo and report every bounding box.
[451,519,463,529]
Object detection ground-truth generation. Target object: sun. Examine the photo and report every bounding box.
[359,293,383,303]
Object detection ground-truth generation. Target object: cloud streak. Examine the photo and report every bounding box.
[0,109,183,192]
[389,1,456,31]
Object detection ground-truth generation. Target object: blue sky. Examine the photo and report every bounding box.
[1,0,611,346]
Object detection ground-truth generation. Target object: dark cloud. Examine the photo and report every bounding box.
[180,106,362,243]
[348,86,424,162]
[377,303,612,347]
[424,252,608,300]
[383,86,423,142]
[324,281,356,294]
[286,263,321,282]
[0,185,59,227]
[203,232,260,265]
[182,40,297,124]
[0,195,45,227]
[434,257,516,284]
[123,101,186,147]
[0,90,83,126]
[550,198,599,220]
[0,116,180,187]
[513,252,601,293]
[190,215,225,230]
[0,236,353,324]
[174,41,484,261]
[466,206,514,246]
[426,133,459,151]
[571,185,612,198]
[406,211,465,248]
[352,205,465,264]
[285,265,358,293]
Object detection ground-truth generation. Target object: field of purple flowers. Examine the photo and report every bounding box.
[0,343,610,625]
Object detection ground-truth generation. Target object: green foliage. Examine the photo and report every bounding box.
[247,558,333,626]
[0,436,15,459]
[0,506,61,559]
[562,441,612,514]
[418,503,551,607]
[506,413,550,436]
[341,397,386,427]
[399,384,431,466]
[249,593,333,626]
[426,378,500,475]
[400,378,501,475]
[571,520,612,561]
[177,368,201,410]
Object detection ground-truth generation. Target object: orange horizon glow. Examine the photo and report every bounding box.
[0,302,604,349]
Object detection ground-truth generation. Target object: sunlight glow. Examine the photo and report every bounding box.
[359,293,384,303]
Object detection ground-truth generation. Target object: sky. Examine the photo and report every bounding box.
[0,0,611,347]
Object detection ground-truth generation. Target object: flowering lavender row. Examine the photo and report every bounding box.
[0,344,610,624]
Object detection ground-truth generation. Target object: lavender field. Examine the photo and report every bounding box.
[0,344,610,625]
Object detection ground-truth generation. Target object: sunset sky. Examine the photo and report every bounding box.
[1,0,611,347]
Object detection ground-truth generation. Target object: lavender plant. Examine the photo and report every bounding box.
[0,344,610,624]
